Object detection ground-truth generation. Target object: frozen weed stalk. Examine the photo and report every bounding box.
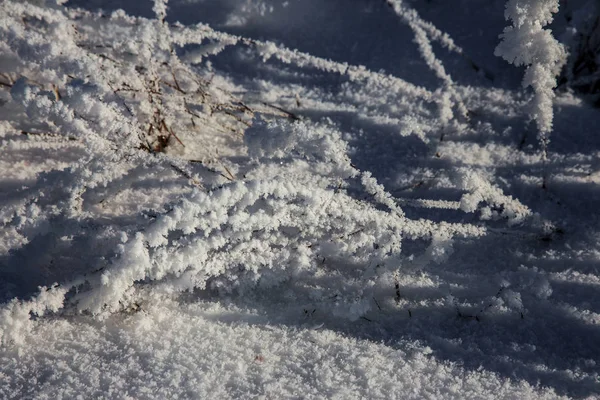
[496,0,567,134]
[495,0,567,187]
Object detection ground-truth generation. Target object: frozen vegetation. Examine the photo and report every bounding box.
[0,0,599,398]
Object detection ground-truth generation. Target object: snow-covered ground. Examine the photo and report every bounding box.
[1,0,599,398]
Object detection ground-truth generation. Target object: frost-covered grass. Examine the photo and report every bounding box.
[1,0,600,398]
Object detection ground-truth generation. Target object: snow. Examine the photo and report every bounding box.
[0,299,565,400]
[1,0,600,398]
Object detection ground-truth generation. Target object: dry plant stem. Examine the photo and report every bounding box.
[21,130,78,141]
[0,72,13,83]
[541,134,549,189]
[214,149,236,180]
[373,297,383,311]
[170,163,203,188]
[160,119,185,147]
[170,70,184,93]
[222,164,236,181]
[189,159,235,182]
[260,102,300,120]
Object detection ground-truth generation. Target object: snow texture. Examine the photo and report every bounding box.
[0,0,599,398]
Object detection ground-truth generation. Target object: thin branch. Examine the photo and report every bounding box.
[160,119,185,147]
[170,163,203,188]
[21,130,78,141]
[260,101,300,120]
[189,159,235,182]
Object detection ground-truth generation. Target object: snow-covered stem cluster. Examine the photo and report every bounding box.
[0,0,536,345]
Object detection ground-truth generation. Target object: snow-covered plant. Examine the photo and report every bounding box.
[495,0,567,135]
[459,170,532,225]
[386,0,469,123]
[0,0,535,346]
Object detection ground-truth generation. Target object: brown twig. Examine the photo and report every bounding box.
[21,130,78,141]
[0,73,13,84]
[260,101,300,120]
[189,159,235,181]
[160,119,185,147]
[52,84,61,101]
[171,70,184,93]
[170,163,203,187]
